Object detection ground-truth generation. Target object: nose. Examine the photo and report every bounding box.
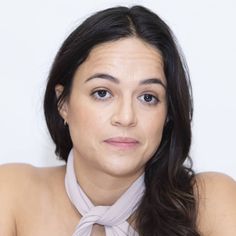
[111,98,137,127]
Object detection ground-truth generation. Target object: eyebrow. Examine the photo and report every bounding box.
[85,73,119,84]
[84,73,166,89]
[140,78,166,89]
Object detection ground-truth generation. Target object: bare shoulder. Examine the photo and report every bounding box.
[195,172,236,236]
[0,163,66,236]
[0,162,38,183]
[0,163,40,202]
[0,162,66,189]
[0,162,65,186]
[0,163,37,236]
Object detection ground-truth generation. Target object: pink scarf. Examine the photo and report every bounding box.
[65,149,145,236]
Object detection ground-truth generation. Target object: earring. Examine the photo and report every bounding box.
[64,119,67,126]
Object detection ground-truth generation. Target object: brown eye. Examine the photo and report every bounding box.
[91,89,112,100]
[97,90,107,97]
[144,94,153,102]
[138,94,159,105]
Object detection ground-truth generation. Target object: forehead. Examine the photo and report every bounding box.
[74,37,165,83]
[88,37,163,67]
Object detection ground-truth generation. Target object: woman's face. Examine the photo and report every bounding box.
[58,37,168,178]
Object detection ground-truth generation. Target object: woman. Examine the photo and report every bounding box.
[0,5,236,236]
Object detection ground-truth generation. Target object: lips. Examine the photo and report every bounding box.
[103,137,139,149]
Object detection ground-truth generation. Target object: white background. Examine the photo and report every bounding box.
[0,0,235,179]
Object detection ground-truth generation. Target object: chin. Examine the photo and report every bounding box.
[102,162,144,178]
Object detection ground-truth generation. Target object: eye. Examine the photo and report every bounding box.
[138,94,159,105]
[91,89,112,100]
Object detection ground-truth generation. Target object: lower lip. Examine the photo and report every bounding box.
[104,141,139,149]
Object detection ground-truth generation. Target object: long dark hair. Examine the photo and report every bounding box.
[44,5,199,235]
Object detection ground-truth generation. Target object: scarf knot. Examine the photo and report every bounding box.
[65,150,145,236]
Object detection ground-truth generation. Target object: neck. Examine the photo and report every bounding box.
[73,152,144,206]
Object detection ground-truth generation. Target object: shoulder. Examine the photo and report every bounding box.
[0,163,66,236]
[195,172,236,236]
[0,162,66,189]
[0,163,37,236]
[0,163,50,195]
[0,162,38,182]
[0,163,39,203]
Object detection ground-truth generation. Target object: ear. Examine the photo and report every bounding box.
[55,84,69,121]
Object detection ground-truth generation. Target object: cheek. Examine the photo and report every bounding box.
[148,125,164,148]
[141,111,166,149]
[142,110,166,134]
[68,104,108,140]
[144,126,165,163]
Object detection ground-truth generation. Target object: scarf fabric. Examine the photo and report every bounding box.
[65,150,145,236]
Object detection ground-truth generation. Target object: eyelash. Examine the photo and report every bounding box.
[91,89,159,106]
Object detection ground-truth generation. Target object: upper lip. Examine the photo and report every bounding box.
[104,137,139,143]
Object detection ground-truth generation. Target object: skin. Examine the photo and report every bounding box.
[0,37,236,236]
